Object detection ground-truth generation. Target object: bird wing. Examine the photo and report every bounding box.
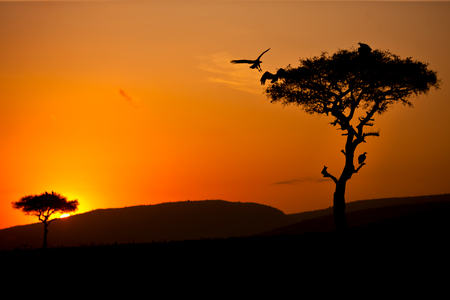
[230,59,255,64]
[260,71,272,85]
[260,71,278,85]
[256,48,271,60]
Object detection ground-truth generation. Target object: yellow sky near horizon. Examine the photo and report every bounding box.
[1,1,449,229]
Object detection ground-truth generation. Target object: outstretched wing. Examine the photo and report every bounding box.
[260,71,275,85]
[230,59,255,64]
[256,48,271,60]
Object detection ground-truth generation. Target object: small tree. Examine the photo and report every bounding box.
[264,45,440,233]
[12,191,79,249]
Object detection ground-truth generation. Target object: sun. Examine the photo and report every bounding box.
[59,214,70,219]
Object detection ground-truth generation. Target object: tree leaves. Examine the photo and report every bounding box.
[265,48,440,121]
[12,191,79,220]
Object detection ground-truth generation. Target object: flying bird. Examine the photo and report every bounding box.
[358,42,372,55]
[358,152,367,165]
[230,48,271,72]
[260,68,287,85]
[119,89,138,109]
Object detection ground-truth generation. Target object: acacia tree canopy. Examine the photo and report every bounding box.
[267,49,440,129]
[13,191,79,222]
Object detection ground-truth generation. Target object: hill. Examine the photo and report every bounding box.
[0,200,294,250]
[1,194,449,251]
[266,193,450,236]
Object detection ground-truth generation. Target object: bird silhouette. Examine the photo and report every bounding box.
[260,68,286,85]
[321,166,329,176]
[358,43,372,55]
[358,152,367,165]
[231,48,271,72]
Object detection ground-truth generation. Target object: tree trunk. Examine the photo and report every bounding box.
[333,180,348,233]
[333,132,355,233]
[43,221,49,250]
[322,128,360,233]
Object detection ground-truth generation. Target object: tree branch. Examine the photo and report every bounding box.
[363,131,380,138]
[354,163,366,173]
[357,100,381,131]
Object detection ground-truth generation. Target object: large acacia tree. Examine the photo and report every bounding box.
[264,45,440,232]
[12,191,79,249]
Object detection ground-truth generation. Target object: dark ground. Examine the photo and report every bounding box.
[2,196,449,292]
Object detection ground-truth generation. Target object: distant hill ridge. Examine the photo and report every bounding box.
[1,194,449,250]
[286,193,450,223]
[0,200,291,250]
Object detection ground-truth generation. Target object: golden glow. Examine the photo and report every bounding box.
[1,1,449,229]
[60,214,70,219]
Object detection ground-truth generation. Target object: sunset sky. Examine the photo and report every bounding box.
[1,1,449,229]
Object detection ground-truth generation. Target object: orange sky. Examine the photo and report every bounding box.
[1,1,449,229]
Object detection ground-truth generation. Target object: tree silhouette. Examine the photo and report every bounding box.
[264,45,441,233]
[12,191,79,249]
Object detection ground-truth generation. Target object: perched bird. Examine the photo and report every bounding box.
[260,68,286,85]
[358,152,367,165]
[231,48,271,72]
[321,166,329,176]
[358,42,372,55]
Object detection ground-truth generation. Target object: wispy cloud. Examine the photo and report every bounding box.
[119,89,139,109]
[272,179,303,185]
[198,52,263,94]
[272,177,330,185]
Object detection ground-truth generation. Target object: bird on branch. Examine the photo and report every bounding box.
[358,152,367,165]
[358,42,372,55]
[321,166,329,176]
[231,48,270,72]
[260,68,286,85]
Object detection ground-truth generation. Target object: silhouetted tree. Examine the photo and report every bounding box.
[264,45,441,233]
[12,191,79,249]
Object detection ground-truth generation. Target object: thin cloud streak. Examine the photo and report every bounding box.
[198,52,263,94]
[272,178,330,185]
